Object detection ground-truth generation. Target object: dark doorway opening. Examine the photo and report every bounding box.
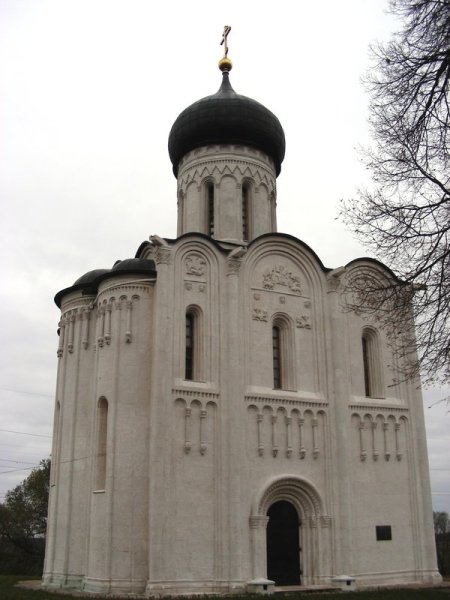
[266,500,301,585]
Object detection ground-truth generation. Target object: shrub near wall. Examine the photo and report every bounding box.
[0,536,45,575]
[436,532,450,577]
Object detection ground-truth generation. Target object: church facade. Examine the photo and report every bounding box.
[43,48,440,596]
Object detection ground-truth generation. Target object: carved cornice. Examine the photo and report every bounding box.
[172,388,220,401]
[97,283,151,302]
[178,158,275,190]
[251,286,307,299]
[60,297,94,315]
[245,394,328,409]
[178,144,275,174]
[349,403,409,414]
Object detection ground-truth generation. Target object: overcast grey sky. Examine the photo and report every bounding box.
[1,0,448,513]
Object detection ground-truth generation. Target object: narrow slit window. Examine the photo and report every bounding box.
[207,182,214,236]
[362,328,383,398]
[362,336,371,397]
[185,313,194,380]
[242,183,249,241]
[95,398,108,491]
[273,326,282,389]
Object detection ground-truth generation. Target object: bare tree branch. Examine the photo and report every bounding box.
[340,0,450,386]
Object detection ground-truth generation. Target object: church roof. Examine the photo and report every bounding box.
[54,258,156,307]
[73,269,110,286]
[168,69,286,177]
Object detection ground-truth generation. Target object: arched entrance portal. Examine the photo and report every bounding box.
[266,500,301,585]
[250,476,331,586]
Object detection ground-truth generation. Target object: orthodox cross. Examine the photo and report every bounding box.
[221,25,231,57]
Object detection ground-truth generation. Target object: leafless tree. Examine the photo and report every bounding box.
[341,0,450,386]
[434,511,450,535]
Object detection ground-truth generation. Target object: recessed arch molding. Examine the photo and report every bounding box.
[252,475,329,524]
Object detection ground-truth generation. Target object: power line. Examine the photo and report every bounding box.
[0,387,53,399]
[0,459,39,465]
[0,453,87,475]
[0,429,52,439]
[0,465,40,475]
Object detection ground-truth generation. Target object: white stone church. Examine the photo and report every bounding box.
[43,41,440,596]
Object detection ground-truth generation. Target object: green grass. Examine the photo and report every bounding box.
[274,592,450,600]
[0,576,449,600]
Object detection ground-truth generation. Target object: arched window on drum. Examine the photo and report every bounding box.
[242,181,252,242]
[205,181,215,236]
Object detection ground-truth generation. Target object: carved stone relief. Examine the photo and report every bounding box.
[185,254,206,276]
[296,315,311,329]
[154,246,172,265]
[262,265,302,293]
[326,266,345,293]
[252,308,268,322]
[184,281,206,293]
[226,258,242,276]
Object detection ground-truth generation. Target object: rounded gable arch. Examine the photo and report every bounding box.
[243,235,327,298]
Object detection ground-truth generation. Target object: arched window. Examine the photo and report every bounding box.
[362,328,384,398]
[185,312,195,380]
[270,191,277,231]
[206,182,215,236]
[242,182,251,241]
[272,325,282,389]
[185,307,203,381]
[362,336,371,397]
[95,397,108,491]
[272,316,295,391]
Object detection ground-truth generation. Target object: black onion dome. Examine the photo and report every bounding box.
[73,269,110,286]
[54,268,110,307]
[168,71,286,177]
[111,258,156,274]
[54,260,157,307]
